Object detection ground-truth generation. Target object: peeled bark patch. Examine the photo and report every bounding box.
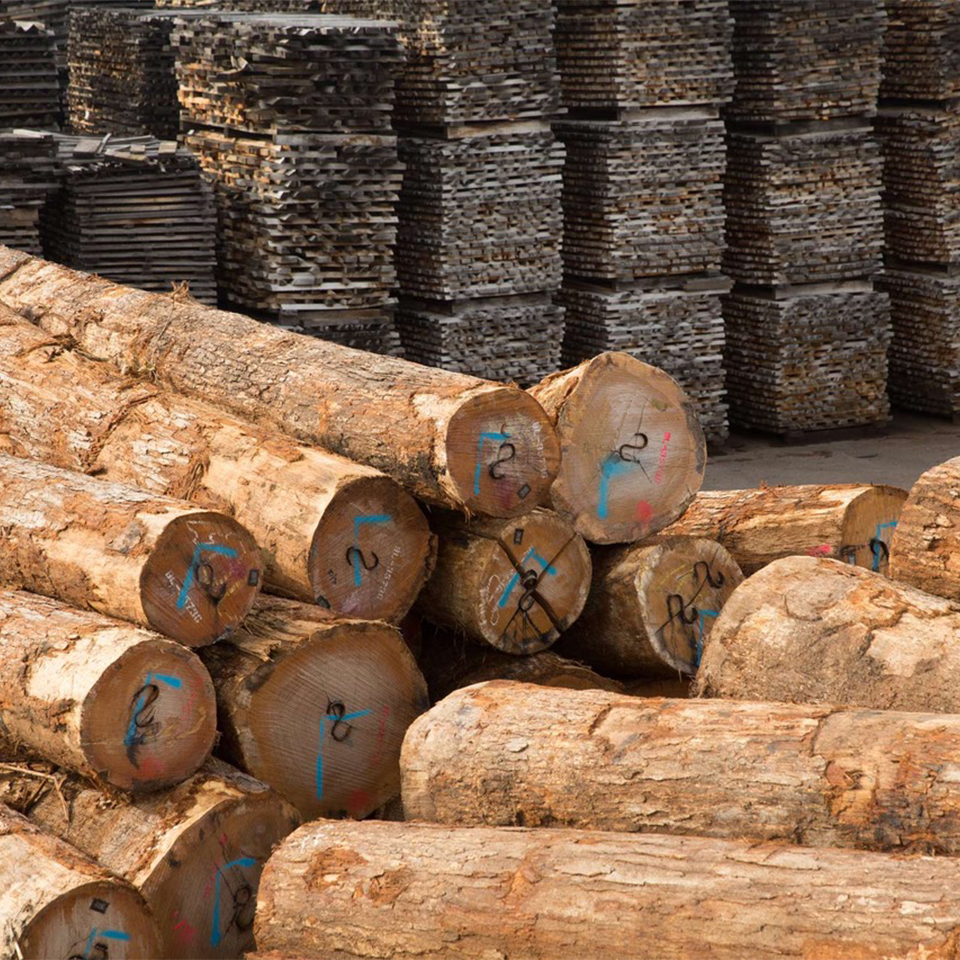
[529,352,706,544]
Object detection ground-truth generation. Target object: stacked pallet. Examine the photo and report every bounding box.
[555,1,733,441]
[37,133,217,303]
[0,19,59,129]
[0,131,58,254]
[172,13,405,353]
[721,1,890,437]
[877,12,960,416]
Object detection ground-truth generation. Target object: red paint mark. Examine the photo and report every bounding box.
[137,755,163,780]
[636,500,653,523]
[348,789,372,815]
[173,920,197,945]
[369,705,390,769]
[806,544,833,557]
[654,432,672,485]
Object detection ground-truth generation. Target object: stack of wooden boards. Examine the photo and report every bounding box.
[877,1,960,418]
[554,0,733,442]
[722,0,890,437]
[0,131,57,255]
[0,18,59,129]
[37,133,217,304]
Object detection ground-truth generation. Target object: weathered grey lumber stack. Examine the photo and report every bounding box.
[36,133,217,302]
[721,0,890,437]
[172,13,405,353]
[0,131,58,253]
[555,0,733,441]
[876,3,960,417]
[0,19,59,129]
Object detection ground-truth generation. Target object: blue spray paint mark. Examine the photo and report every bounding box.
[315,708,372,798]
[872,520,898,572]
[695,609,719,667]
[498,548,557,609]
[124,671,182,747]
[210,858,258,948]
[83,929,130,958]
[351,515,391,587]
[597,454,636,519]
[177,543,239,610]
[474,431,511,496]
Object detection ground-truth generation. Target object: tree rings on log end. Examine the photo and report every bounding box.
[82,639,216,792]
[531,352,707,544]
[444,388,561,518]
[840,485,908,574]
[140,512,262,647]
[307,476,435,623]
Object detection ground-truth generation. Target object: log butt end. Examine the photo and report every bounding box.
[140,512,262,647]
[842,484,909,574]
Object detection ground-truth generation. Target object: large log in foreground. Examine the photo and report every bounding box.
[2,759,300,960]
[0,804,161,960]
[403,681,960,855]
[255,819,960,960]
[663,483,908,575]
[696,556,960,712]
[201,596,430,820]
[0,312,434,623]
[0,452,261,646]
[0,589,215,790]
[528,353,706,545]
[0,247,561,517]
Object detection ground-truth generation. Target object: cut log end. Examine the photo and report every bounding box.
[307,475,434,623]
[531,353,707,544]
[82,640,216,792]
[140,512,262,647]
[445,389,560,518]
[841,485,906,574]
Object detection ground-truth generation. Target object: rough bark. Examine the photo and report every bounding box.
[555,536,744,677]
[416,509,592,654]
[696,555,960,713]
[416,627,621,701]
[0,452,261,646]
[0,313,435,622]
[0,589,215,791]
[0,803,161,960]
[402,681,960,855]
[200,595,430,821]
[890,456,960,601]
[255,819,960,960]
[0,248,561,516]
[1,758,301,960]
[663,483,908,575]
[528,352,706,544]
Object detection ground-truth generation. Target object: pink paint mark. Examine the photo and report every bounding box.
[806,544,833,557]
[137,755,163,780]
[653,432,672,485]
[348,789,372,816]
[369,705,390,769]
[636,500,653,523]
[174,920,197,945]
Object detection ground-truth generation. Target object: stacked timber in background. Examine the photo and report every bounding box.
[554,0,734,442]
[0,18,59,128]
[0,131,57,254]
[721,0,890,437]
[877,2,960,417]
[172,13,406,353]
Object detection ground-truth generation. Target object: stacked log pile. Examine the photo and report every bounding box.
[721,1,890,437]
[0,18,59,128]
[0,131,57,254]
[172,13,405,353]
[876,6,960,417]
[555,1,733,441]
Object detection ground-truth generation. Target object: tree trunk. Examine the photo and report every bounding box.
[0,249,561,517]
[0,452,261,647]
[0,758,301,960]
[416,628,621,701]
[254,819,960,960]
[695,555,960,713]
[402,681,960,855]
[663,483,908,575]
[0,311,434,623]
[416,509,592,654]
[0,803,161,960]
[555,536,744,677]
[0,589,216,791]
[200,595,430,821]
[528,352,706,545]
[890,456,960,601]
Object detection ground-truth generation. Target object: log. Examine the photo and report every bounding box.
[402,681,960,855]
[696,555,960,713]
[200,595,430,820]
[0,452,261,647]
[416,627,621,701]
[0,248,561,517]
[528,352,707,545]
[0,803,161,960]
[416,509,592,654]
[555,536,744,678]
[0,759,301,960]
[890,456,960,601]
[0,589,215,791]
[254,818,960,960]
[664,483,908,575]
[0,312,434,623]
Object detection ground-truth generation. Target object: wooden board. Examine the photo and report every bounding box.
[881,0,960,102]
